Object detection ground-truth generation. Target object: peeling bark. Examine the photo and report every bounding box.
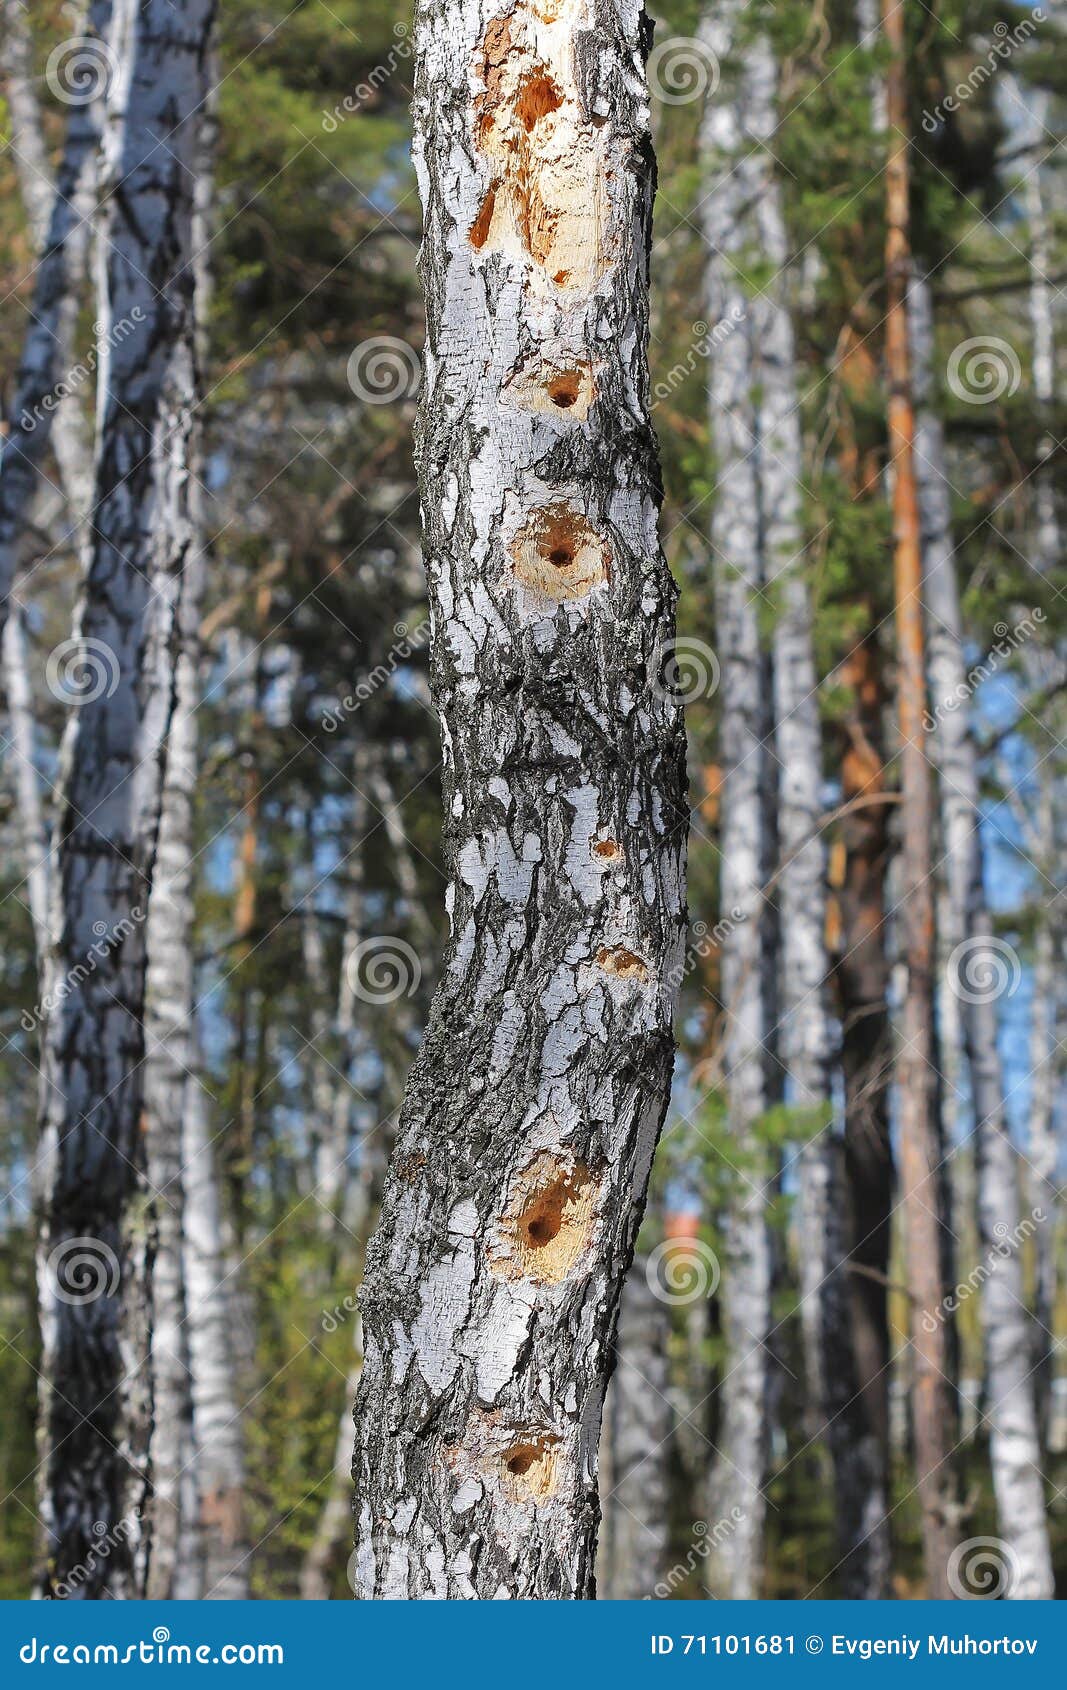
[352,0,686,1599]
[35,0,216,1598]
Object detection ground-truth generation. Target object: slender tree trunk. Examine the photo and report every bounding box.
[352,0,686,1599]
[3,597,51,960]
[832,642,895,1593]
[700,5,777,1599]
[302,1357,364,1600]
[35,0,216,1598]
[1022,121,1063,1441]
[881,0,958,1596]
[745,29,885,1596]
[1029,780,1060,1438]
[911,272,1053,1597]
[596,1256,672,1600]
[0,0,112,632]
[142,580,201,1600]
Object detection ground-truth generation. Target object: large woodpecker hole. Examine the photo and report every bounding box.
[491,1156,600,1284]
[511,506,609,603]
[501,1438,558,1502]
[470,14,610,290]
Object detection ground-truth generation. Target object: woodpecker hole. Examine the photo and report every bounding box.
[596,945,650,984]
[511,506,608,603]
[491,1156,599,1284]
[501,1438,558,1502]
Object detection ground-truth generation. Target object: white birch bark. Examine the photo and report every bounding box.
[0,0,112,628]
[3,597,52,960]
[351,0,687,1598]
[699,5,776,1601]
[36,0,216,1598]
[911,273,1054,1599]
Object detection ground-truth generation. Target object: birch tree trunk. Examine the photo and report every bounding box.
[1029,780,1061,1438]
[748,29,886,1597]
[1021,112,1063,1437]
[911,273,1053,1598]
[142,580,200,1600]
[700,5,777,1600]
[351,0,687,1599]
[3,598,51,960]
[0,0,112,631]
[596,1255,671,1598]
[881,0,958,1596]
[36,0,215,1598]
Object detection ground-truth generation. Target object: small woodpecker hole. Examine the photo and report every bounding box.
[596,945,650,984]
